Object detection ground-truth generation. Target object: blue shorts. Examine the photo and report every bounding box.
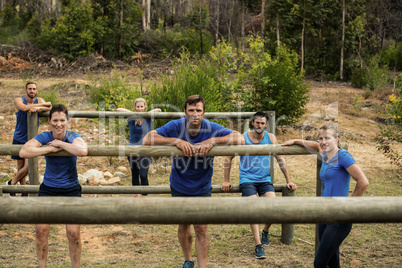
[11,139,25,160]
[170,187,212,197]
[240,182,275,197]
[39,183,82,197]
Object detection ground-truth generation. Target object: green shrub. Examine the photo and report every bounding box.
[351,67,368,88]
[147,51,224,128]
[87,70,138,111]
[380,43,402,71]
[375,73,402,167]
[139,25,213,58]
[366,58,390,91]
[238,36,309,125]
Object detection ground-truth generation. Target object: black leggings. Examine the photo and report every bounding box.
[127,156,151,192]
[314,223,352,268]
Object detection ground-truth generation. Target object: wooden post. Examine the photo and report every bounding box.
[281,186,295,244]
[2,184,288,195]
[0,144,315,157]
[1,196,401,224]
[267,111,276,183]
[315,155,323,253]
[27,112,39,185]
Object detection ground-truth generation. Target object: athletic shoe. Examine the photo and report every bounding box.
[255,244,266,259]
[5,180,15,197]
[182,260,194,268]
[261,230,269,245]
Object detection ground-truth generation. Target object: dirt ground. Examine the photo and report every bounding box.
[0,56,401,267]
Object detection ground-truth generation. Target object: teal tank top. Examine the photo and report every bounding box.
[239,131,272,184]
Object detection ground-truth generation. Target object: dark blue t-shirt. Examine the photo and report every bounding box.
[156,118,233,195]
[13,97,39,143]
[128,118,153,145]
[320,149,356,197]
[34,130,81,188]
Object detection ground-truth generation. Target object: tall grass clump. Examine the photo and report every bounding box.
[147,51,227,128]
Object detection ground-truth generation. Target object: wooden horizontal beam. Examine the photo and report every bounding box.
[0,144,316,157]
[0,184,289,194]
[0,197,400,224]
[38,111,258,119]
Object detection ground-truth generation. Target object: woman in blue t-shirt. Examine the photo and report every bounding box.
[117,98,161,196]
[19,104,88,268]
[283,123,369,268]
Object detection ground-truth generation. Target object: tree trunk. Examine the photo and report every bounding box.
[199,0,203,55]
[340,0,346,81]
[146,0,151,30]
[215,0,220,45]
[142,0,147,31]
[241,2,245,52]
[119,0,123,59]
[276,15,280,47]
[301,16,305,73]
[261,0,265,39]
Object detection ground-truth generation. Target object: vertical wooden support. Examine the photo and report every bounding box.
[267,111,275,183]
[27,112,39,185]
[281,186,295,244]
[315,154,323,253]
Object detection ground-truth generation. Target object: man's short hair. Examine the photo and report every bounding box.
[251,112,268,123]
[25,81,37,89]
[184,95,205,111]
[49,104,68,120]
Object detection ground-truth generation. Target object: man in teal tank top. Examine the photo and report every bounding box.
[222,112,297,259]
[6,81,51,196]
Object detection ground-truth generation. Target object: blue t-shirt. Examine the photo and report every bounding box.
[13,97,39,143]
[34,130,81,188]
[320,149,356,197]
[239,131,271,185]
[128,118,153,145]
[156,117,233,195]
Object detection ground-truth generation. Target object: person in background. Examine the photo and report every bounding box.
[6,81,52,196]
[222,111,297,259]
[282,122,369,268]
[19,104,88,268]
[117,98,161,196]
[143,95,243,268]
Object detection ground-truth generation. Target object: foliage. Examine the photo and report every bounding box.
[140,23,214,58]
[238,36,309,125]
[87,70,138,111]
[91,0,142,59]
[351,57,390,90]
[51,1,95,59]
[147,51,225,128]
[375,73,402,167]
[380,42,402,71]
[351,66,368,88]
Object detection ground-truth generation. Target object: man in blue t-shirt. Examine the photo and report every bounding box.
[6,81,51,196]
[222,112,297,259]
[143,95,243,268]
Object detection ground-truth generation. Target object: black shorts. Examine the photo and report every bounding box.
[11,139,25,160]
[38,183,82,197]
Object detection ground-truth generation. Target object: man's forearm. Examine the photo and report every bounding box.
[143,131,178,146]
[212,131,244,146]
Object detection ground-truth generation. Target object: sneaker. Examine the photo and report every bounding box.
[255,244,266,259]
[261,230,269,245]
[5,180,15,197]
[182,260,194,268]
